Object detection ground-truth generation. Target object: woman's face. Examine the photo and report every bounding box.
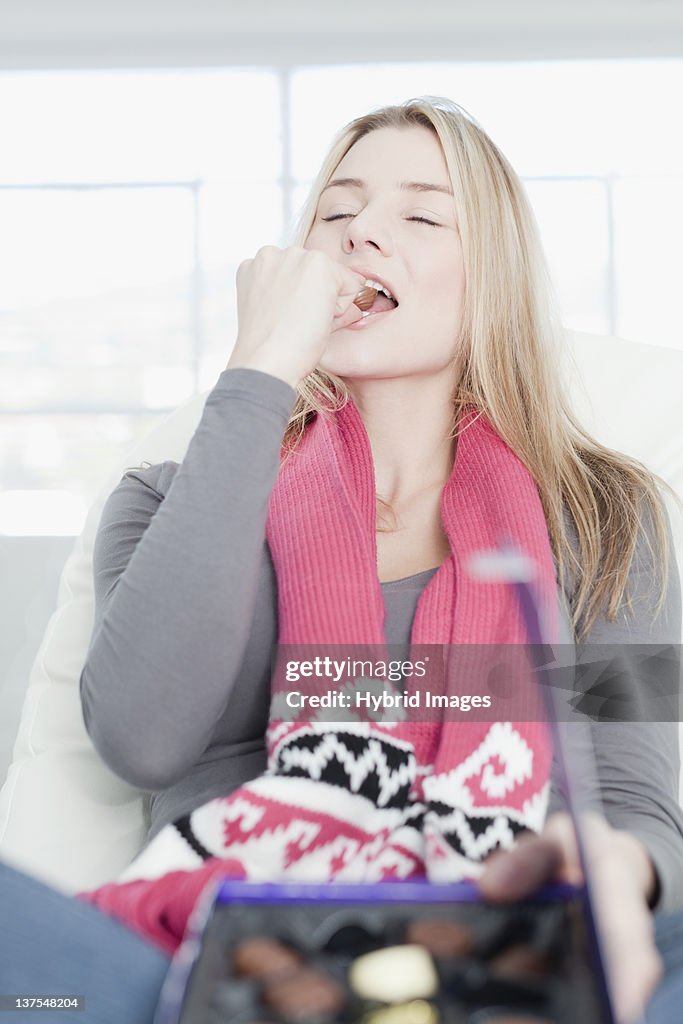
[305,125,465,381]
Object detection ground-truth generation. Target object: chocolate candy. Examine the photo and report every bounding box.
[353,285,379,311]
[232,936,302,980]
[262,966,346,1022]
[350,945,439,1003]
[405,919,474,959]
[489,945,550,978]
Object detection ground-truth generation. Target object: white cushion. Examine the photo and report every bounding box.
[0,391,207,894]
[1,331,681,894]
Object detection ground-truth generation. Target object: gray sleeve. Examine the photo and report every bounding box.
[79,367,296,791]
[548,499,683,913]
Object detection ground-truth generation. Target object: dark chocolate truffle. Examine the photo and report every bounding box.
[405,919,474,959]
[263,966,346,1022]
[232,936,302,980]
[489,944,550,978]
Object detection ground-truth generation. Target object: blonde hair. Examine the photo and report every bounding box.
[282,96,678,642]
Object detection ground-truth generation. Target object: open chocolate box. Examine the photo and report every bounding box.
[153,879,612,1024]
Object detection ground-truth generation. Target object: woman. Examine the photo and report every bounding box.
[2,97,682,1024]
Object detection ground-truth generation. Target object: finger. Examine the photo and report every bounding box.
[254,244,282,260]
[602,900,662,1024]
[589,855,662,1023]
[235,258,253,283]
[478,836,564,902]
[610,923,661,1024]
[331,301,366,334]
[543,812,583,886]
[332,290,370,324]
[332,266,370,315]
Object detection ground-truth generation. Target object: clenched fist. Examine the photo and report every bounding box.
[226,246,368,388]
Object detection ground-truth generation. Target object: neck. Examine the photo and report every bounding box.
[344,369,458,505]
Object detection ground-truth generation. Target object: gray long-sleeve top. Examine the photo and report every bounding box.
[79,368,683,911]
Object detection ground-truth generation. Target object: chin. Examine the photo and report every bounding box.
[317,352,379,380]
[319,347,450,382]
[318,353,396,380]
[318,335,407,380]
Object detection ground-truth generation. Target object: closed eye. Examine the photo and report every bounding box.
[321,213,441,227]
[407,216,441,227]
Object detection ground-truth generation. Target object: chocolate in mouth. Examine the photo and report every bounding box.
[353,285,398,311]
[353,285,379,311]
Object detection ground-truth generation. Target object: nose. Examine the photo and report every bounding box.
[342,206,393,256]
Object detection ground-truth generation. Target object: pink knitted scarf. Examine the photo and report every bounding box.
[268,399,558,648]
[262,397,559,874]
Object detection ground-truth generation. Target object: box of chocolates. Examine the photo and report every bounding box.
[153,879,612,1024]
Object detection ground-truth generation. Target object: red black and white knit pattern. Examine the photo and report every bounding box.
[117,718,549,886]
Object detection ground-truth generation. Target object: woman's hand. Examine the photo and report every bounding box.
[478,812,661,1024]
[226,246,368,389]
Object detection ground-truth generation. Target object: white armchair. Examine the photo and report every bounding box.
[1,330,682,895]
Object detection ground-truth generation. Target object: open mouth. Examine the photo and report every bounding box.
[354,278,399,315]
[352,278,401,325]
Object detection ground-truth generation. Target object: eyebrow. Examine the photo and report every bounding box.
[322,177,453,197]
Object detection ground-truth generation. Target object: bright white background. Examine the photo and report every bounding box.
[1,57,682,536]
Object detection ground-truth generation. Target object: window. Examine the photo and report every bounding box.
[2,61,681,534]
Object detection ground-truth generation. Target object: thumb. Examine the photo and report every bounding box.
[332,287,371,331]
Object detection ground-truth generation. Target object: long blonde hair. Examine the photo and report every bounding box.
[282,96,677,642]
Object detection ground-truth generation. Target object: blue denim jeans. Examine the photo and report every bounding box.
[646,911,683,1022]
[3,858,683,1024]
[0,860,171,1023]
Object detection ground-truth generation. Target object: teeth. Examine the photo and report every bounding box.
[364,278,395,303]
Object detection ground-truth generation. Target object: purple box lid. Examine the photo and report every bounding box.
[213,877,577,905]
